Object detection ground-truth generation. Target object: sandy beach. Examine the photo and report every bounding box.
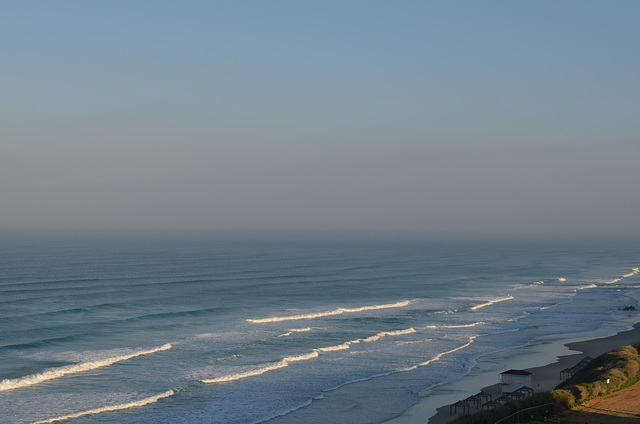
[386,316,640,424]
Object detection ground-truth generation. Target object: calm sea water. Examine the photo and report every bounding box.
[1,234,639,424]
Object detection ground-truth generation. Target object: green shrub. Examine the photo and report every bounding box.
[570,383,590,402]
[558,345,640,403]
[621,360,639,378]
[551,389,575,408]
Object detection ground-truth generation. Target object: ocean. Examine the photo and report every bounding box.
[1,234,639,424]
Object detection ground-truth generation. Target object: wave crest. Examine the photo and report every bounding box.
[32,390,174,424]
[247,300,412,323]
[0,343,172,392]
[470,296,513,311]
[202,327,416,384]
[424,321,487,329]
[278,327,313,337]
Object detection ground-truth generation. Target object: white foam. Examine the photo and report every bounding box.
[317,343,351,352]
[0,343,172,392]
[602,267,639,285]
[246,300,412,323]
[434,309,458,315]
[334,327,416,348]
[558,277,567,282]
[416,336,476,367]
[202,360,289,384]
[286,351,320,362]
[540,298,573,310]
[514,281,545,290]
[470,296,513,311]
[202,327,416,384]
[202,351,320,384]
[397,338,433,345]
[575,283,598,291]
[424,321,486,329]
[31,390,175,424]
[361,328,416,342]
[278,327,313,337]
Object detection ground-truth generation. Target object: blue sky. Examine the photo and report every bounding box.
[2,1,639,236]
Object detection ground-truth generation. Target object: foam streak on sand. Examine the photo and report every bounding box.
[470,296,513,311]
[31,390,175,424]
[246,300,411,323]
[0,343,172,392]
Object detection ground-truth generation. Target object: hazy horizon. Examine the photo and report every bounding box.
[2,1,639,238]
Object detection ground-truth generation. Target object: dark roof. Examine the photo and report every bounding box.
[500,369,532,376]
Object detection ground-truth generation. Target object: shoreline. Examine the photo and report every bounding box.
[385,314,640,424]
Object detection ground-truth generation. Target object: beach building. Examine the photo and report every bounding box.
[500,369,532,393]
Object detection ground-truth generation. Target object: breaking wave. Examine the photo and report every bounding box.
[417,336,476,367]
[361,328,416,342]
[603,268,638,285]
[246,300,412,323]
[0,343,172,392]
[424,321,487,329]
[202,328,416,384]
[470,296,513,311]
[278,327,313,337]
[202,351,318,384]
[31,390,175,424]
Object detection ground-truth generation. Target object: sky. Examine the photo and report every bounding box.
[1,1,639,237]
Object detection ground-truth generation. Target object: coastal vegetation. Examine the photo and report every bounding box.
[552,345,640,407]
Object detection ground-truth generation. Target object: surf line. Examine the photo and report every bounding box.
[470,296,513,311]
[202,328,417,384]
[0,343,172,392]
[278,327,314,337]
[31,390,175,424]
[424,321,487,329]
[246,300,412,323]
